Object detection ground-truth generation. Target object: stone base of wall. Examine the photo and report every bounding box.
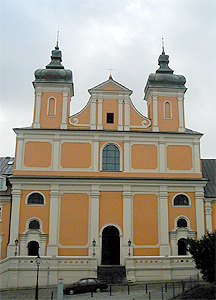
[0,256,199,289]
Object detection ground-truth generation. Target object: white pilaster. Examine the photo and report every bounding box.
[124,137,130,172]
[53,134,60,170]
[159,137,165,172]
[152,94,159,132]
[122,186,133,259]
[47,186,60,256]
[92,136,99,171]
[33,89,42,129]
[89,185,100,257]
[159,186,170,255]
[177,94,185,132]
[90,96,97,130]
[97,96,103,130]
[205,200,213,232]
[194,141,201,173]
[0,233,3,259]
[124,96,130,131]
[15,134,24,170]
[195,189,205,238]
[118,96,123,131]
[7,188,21,257]
[60,91,68,129]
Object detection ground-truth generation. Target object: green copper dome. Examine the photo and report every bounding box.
[34,43,73,84]
[144,50,186,93]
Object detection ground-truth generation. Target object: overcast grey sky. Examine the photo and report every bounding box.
[0,0,215,158]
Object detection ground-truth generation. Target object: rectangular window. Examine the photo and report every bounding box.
[107,113,114,124]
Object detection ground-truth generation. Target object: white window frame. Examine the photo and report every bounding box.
[163,101,172,119]
[172,193,191,207]
[47,97,57,117]
[100,142,123,171]
[25,191,46,206]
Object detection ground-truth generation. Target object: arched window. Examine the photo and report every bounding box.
[47,97,56,116]
[29,220,40,230]
[102,144,120,171]
[177,218,187,228]
[178,238,187,255]
[163,101,172,119]
[27,192,44,205]
[174,194,189,206]
[28,241,39,256]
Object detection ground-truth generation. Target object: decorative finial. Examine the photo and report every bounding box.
[107,67,115,79]
[56,28,60,49]
[162,34,165,53]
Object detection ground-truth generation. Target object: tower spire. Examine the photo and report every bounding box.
[162,35,165,53]
[56,28,60,49]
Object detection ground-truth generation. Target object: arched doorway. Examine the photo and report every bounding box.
[102,226,120,265]
[28,241,39,256]
[178,238,187,255]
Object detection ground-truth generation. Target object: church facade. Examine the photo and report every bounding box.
[1,43,215,287]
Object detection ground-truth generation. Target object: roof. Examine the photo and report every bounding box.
[201,159,216,198]
[0,157,14,176]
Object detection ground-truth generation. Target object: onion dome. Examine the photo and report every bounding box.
[144,49,186,94]
[34,42,73,84]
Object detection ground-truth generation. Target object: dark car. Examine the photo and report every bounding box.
[63,278,108,295]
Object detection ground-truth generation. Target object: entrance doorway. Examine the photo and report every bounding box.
[28,241,39,256]
[178,238,187,255]
[102,226,120,265]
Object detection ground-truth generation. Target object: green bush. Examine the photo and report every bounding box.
[187,231,216,283]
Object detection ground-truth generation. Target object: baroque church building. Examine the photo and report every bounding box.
[0,43,215,287]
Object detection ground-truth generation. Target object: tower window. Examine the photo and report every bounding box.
[27,192,44,205]
[163,101,172,119]
[174,194,189,206]
[102,144,120,171]
[107,113,114,124]
[177,218,187,228]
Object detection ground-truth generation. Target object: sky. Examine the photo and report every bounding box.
[0,0,215,158]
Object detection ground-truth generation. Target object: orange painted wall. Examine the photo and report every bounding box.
[102,99,118,130]
[58,248,88,256]
[61,142,91,169]
[130,104,147,127]
[40,92,63,128]
[59,193,89,246]
[99,192,123,230]
[19,190,50,235]
[212,202,216,230]
[102,84,121,91]
[24,142,52,168]
[0,201,11,259]
[69,101,91,128]
[168,192,196,232]
[157,97,179,132]
[133,248,159,256]
[131,144,157,169]
[133,194,158,245]
[167,145,192,170]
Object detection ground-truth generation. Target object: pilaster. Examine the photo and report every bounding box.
[118,97,123,130]
[15,134,24,170]
[97,96,103,130]
[177,94,185,132]
[122,186,133,259]
[7,188,21,257]
[33,89,42,129]
[60,90,69,129]
[124,96,130,131]
[124,137,130,172]
[53,134,60,170]
[92,136,99,171]
[205,200,213,232]
[152,94,159,131]
[195,189,205,238]
[159,186,170,255]
[89,185,100,257]
[47,187,60,256]
[90,96,97,130]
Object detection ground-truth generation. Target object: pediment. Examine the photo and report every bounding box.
[88,76,133,95]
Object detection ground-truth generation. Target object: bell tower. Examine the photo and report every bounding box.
[32,43,74,129]
[144,48,187,132]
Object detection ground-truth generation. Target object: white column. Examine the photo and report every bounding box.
[159,186,171,255]
[92,136,99,171]
[195,189,205,238]
[97,96,103,130]
[152,94,159,132]
[89,185,100,257]
[205,200,213,232]
[177,94,185,132]
[7,188,21,257]
[124,96,130,131]
[53,135,60,170]
[90,96,97,130]
[33,89,42,129]
[122,186,133,259]
[15,134,24,170]
[60,91,68,129]
[124,137,130,172]
[47,186,60,256]
[118,97,123,131]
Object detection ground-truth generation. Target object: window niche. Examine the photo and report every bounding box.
[27,192,45,205]
[102,144,120,171]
